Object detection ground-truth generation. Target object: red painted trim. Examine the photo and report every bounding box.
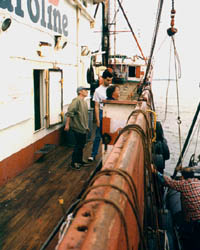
[102,117,110,134]
[136,66,141,78]
[0,128,64,187]
[48,0,59,6]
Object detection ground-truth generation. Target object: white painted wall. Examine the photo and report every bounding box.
[0,0,100,161]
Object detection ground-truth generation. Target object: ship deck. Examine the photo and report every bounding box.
[0,129,101,250]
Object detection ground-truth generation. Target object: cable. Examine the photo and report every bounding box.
[163,39,172,122]
[172,36,182,165]
[143,0,164,83]
[194,120,200,157]
[81,184,147,249]
[74,198,130,250]
[88,169,139,211]
[183,119,200,162]
[116,0,146,61]
[126,109,150,131]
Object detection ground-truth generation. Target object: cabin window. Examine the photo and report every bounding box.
[33,70,45,131]
[128,66,136,78]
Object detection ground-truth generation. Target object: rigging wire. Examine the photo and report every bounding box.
[116,0,146,61]
[173,102,200,177]
[163,39,172,122]
[194,120,200,157]
[183,119,200,162]
[111,0,123,25]
[154,35,168,56]
[114,0,116,64]
[143,0,164,83]
[172,36,182,164]
[94,3,100,18]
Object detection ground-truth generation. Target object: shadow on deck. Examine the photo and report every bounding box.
[0,129,101,250]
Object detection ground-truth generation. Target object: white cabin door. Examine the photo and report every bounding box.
[48,69,63,127]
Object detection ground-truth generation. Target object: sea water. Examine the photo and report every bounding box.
[152,80,200,175]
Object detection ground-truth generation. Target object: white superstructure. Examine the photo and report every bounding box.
[0,0,103,185]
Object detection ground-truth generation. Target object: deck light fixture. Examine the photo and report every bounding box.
[81,46,90,56]
[37,41,52,57]
[54,35,67,50]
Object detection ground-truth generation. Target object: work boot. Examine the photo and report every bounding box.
[70,162,81,170]
[88,156,95,162]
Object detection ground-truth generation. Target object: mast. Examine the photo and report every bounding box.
[102,0,110,66]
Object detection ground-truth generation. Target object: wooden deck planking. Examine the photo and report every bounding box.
[0,136,101,250]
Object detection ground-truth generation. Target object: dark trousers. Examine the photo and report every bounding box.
[91,109,103,158]
[181,220,200,250]
[71,130,87,164]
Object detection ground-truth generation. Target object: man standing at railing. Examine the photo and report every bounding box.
[88,69,113,162]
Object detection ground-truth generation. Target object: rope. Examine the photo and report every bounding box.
[126,109,150,131]
[112,123,161,241]
[143,0,164,83]
[172,36,182,164]
[113,123,152,169]
[74,198,130,250]
[56,213,73,249]
[116,0,146,61]
[114,124,147,145]
[172,0,175,12]
[126,109,152,148]
[143,88,156,112]
[194,120,200,157]
[171,36,181,78]
[112,120,162,248]
[114,124,152,177]
[81,184,147,249]
[147,227,170,250]
[88,169,139,212]
[183,119,200,162]
[155,35,168,55]
[163,39,172,122]
[111,0,123,25]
